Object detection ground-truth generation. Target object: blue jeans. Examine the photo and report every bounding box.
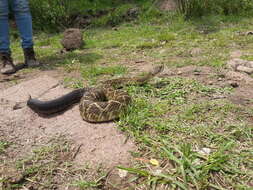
[0,0,33,53]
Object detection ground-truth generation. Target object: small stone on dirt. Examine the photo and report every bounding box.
[61,28,84,51]
[245,61,253,68]
[227,58,246,69]
[227,58,253,74]
[237,65,253,74]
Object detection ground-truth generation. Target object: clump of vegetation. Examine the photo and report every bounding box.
[29,0,253,31]
[1,136,107,190]
[92,4,139,27]
[0,141,10,154]
[29,0,138,31]
[176,0,253,18]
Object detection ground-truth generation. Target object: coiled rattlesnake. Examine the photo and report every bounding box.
[27,64,164,122]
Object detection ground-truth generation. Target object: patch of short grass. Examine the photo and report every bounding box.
[81,64,127,79]
[0,141,10,154]
[8,14,253,76]
[242,55,253,61]
[80,64,128,85]
[63,77,84,89]
[117,77,253,189]
[71,174,107,190]
[71,180,100,189]
[1,136,108,190]
[11,137,72,189]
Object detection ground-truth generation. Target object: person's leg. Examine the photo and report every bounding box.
[11,0,33,49]
[0,0,10,52]
[11,0,39,66]
[0,0,16,74]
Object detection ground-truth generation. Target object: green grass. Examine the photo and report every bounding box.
[71,180,100,189]
[0,141,10,154]
[6,13,253,189]
[11,137,71,188]
[9,14,253,74]
[81,65,127,80]
[71,173,108,190]
[0,136,106,189]
[117,78,252,189]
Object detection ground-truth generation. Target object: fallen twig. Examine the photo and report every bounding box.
[72,144,83,160]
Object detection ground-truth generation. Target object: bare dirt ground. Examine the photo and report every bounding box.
[0,75,136,168]
[0,70,138,189]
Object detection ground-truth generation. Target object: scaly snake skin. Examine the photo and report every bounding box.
[27,64,164,122]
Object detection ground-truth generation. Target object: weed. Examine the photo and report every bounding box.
[0,141,10,154]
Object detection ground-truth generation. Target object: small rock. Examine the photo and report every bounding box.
[227,58,253,74]
[245,61,253,68]
[236,65,253,74]
[61,28,84,51]
[227,58,247,69]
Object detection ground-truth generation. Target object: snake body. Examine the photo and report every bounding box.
[27,89,85,114]
[27,65,163,122]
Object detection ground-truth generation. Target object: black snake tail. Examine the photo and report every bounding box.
[27,88,86,115]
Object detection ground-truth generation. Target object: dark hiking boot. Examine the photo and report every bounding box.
[23,47,40,67]
[0,52,16,74]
